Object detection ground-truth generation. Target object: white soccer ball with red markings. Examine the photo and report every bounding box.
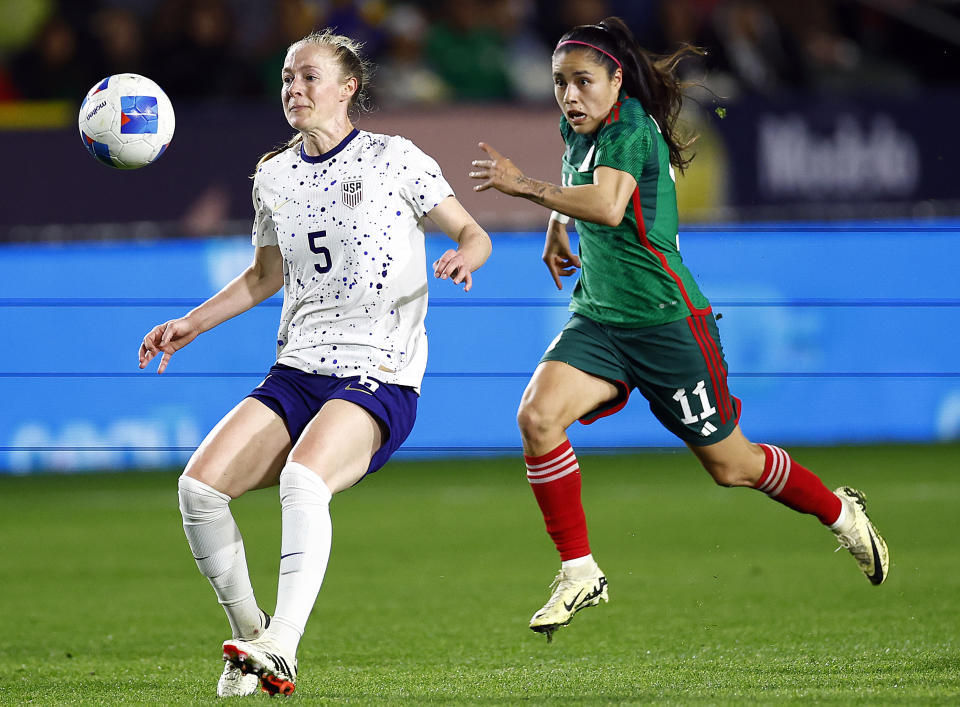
[78,73,175,169]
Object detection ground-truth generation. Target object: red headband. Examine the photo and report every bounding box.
[555,40,622,70]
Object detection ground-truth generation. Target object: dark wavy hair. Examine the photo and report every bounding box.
[555,17,703,172]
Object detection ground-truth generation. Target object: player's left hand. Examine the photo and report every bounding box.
[543,223,581,290]
[432,249,473,292]
[470,142,524,196]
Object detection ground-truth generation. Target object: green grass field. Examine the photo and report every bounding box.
[1,444,958,705]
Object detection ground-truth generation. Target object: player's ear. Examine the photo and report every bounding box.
[341,76,358,101]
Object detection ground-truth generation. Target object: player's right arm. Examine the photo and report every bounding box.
[138,244,284,373]
[470,142,636,227]
[542,215,581,290]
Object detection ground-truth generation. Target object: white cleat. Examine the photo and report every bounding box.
[216,661,260,698]
[216,610,271,697]
[529,564,608,642]
[222,637,297,697]
[833,486,890,586]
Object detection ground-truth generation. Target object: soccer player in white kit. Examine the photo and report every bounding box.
[138,29,491,698]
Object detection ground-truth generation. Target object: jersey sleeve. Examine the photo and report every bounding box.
[397,138,454,219]
[251,176,278,247]
[594,117,652,182]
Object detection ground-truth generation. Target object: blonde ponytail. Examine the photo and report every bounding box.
[256,133,304,169]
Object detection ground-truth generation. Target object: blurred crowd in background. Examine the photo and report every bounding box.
[2,0,959,239]
[1,0,958,108]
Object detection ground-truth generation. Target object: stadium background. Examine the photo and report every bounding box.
[1,1,959,703]
[1,0,958,470]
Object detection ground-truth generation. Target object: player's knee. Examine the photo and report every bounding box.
[517,400,559,445]
[178,474,230,521]
[279,460,333,502]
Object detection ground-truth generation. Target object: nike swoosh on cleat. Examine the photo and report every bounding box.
[576,577,608,606]
[866,531,884,585]
[280,552,304,560]
[563,589,585,612]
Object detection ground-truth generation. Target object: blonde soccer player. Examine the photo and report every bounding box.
[139,29,491,696]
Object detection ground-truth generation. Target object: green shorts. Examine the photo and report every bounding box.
[541,313,741,445]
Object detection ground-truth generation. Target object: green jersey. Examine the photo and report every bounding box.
[560,94,711,327]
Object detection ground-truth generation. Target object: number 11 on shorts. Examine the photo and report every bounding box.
[674,380,716,425]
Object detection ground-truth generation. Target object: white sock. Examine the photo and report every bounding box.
[829,497,850,532]
[267,461,333,656]
[561,553,596,574]
[178,476,265,639]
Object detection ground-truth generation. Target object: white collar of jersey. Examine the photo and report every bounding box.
[299,128,360,164]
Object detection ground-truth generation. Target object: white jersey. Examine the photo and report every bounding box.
[251,129,454,393]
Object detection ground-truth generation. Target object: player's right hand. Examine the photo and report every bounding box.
[138,317,199,374]
[543,223,581,290]
[469,142,525,196]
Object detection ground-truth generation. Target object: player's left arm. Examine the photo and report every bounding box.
[470,142,636,227]
[426,195,492,293]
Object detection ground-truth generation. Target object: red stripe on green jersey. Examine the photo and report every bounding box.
[560,94,711,327]
[630,188,711,318]
[686,314,734,423]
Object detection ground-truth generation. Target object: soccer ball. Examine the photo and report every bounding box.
[78,74,175,169]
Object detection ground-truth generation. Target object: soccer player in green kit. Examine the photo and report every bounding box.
[469,17,890,642]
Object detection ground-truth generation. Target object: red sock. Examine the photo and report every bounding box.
[525,440,590,561]
[754,444,842,525]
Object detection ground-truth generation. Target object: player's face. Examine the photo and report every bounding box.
[552,49,622,134]
[281,44,354,131]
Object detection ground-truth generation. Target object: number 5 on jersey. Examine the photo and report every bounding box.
[308,230,332,274]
